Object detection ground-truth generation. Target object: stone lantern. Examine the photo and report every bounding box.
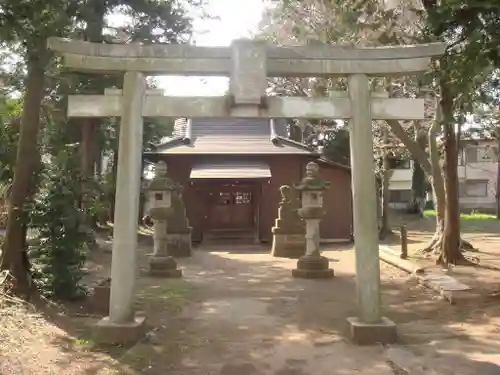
[291,162,334,278]
[144,161,182,278]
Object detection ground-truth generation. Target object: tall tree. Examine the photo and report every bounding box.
[0,0,80,295]
[0,0,202,296]
[77,0,200,182]
[75,0,198,227]
[421,0,500,263]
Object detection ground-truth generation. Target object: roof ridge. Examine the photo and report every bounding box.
[152,136,185,150]
[316,157,351,171]
[149,118,315,155]
[275,136,315,152]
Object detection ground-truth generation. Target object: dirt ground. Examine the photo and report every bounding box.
[2,224,500,375]
[386,213,500,294]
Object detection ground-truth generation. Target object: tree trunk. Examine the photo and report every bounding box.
[80,0,106,229]
[496,127,500,220]
[81,119,98,228]
[388,111,474,255]
[420,107,446,252]
[0,47,49,296]
[438,85,465,265]
[387,117,446,250]
[376,177,382,225]
[109,136,119,222]
[386,119,433,173]
[379,130,393,239]
[81,119,98,179]
[379,168,393,239]
[409,162,427,215]
[95,147,103,176]
[408,124,428,216]
[138,157,146,224]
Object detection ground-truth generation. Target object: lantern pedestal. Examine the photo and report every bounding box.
[292,254,334,279]
[148,256,182,278]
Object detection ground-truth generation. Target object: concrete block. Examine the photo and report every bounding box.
[348,316,398,345]
[93,315,147,346]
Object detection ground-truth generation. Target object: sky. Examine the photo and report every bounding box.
[158,0,267,96]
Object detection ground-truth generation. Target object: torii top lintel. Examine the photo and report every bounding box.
[47,37,445,77]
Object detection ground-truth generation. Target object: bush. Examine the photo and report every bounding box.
[28,149,88,300]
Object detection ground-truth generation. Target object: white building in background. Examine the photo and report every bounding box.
[388,158,413,210]
[389,139,499,212]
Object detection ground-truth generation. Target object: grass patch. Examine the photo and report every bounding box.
[424,210,497,221]
[72,338,96,351]
[138,281,192,312]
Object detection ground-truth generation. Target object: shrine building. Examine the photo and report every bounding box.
[144,117,353,244]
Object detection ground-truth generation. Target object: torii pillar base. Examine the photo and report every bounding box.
[347,317,398,345]
[94,315,147,346]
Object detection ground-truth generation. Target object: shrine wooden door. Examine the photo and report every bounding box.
[208,186,255,231]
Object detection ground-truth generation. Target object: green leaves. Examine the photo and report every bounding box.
[0,0,200,298]
[0,96,21,183]
[422,1,500,110]
[29,147,88,300]
[0,0,80,52]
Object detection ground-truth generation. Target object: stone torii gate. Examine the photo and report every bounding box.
[48,37,444,345]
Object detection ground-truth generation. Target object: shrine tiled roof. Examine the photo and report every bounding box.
[148,118,314,155]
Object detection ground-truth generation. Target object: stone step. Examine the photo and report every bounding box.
[203,230,256,245]
[205,230,254,239]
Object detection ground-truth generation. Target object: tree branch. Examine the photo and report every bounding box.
[385,119,433,176]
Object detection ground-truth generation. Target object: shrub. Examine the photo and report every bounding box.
[28,149,88,300]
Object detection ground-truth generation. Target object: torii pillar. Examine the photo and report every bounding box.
[346,76,398,344]
[94,71,147,344]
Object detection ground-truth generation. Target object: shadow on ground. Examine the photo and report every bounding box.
[34,241,500,375]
